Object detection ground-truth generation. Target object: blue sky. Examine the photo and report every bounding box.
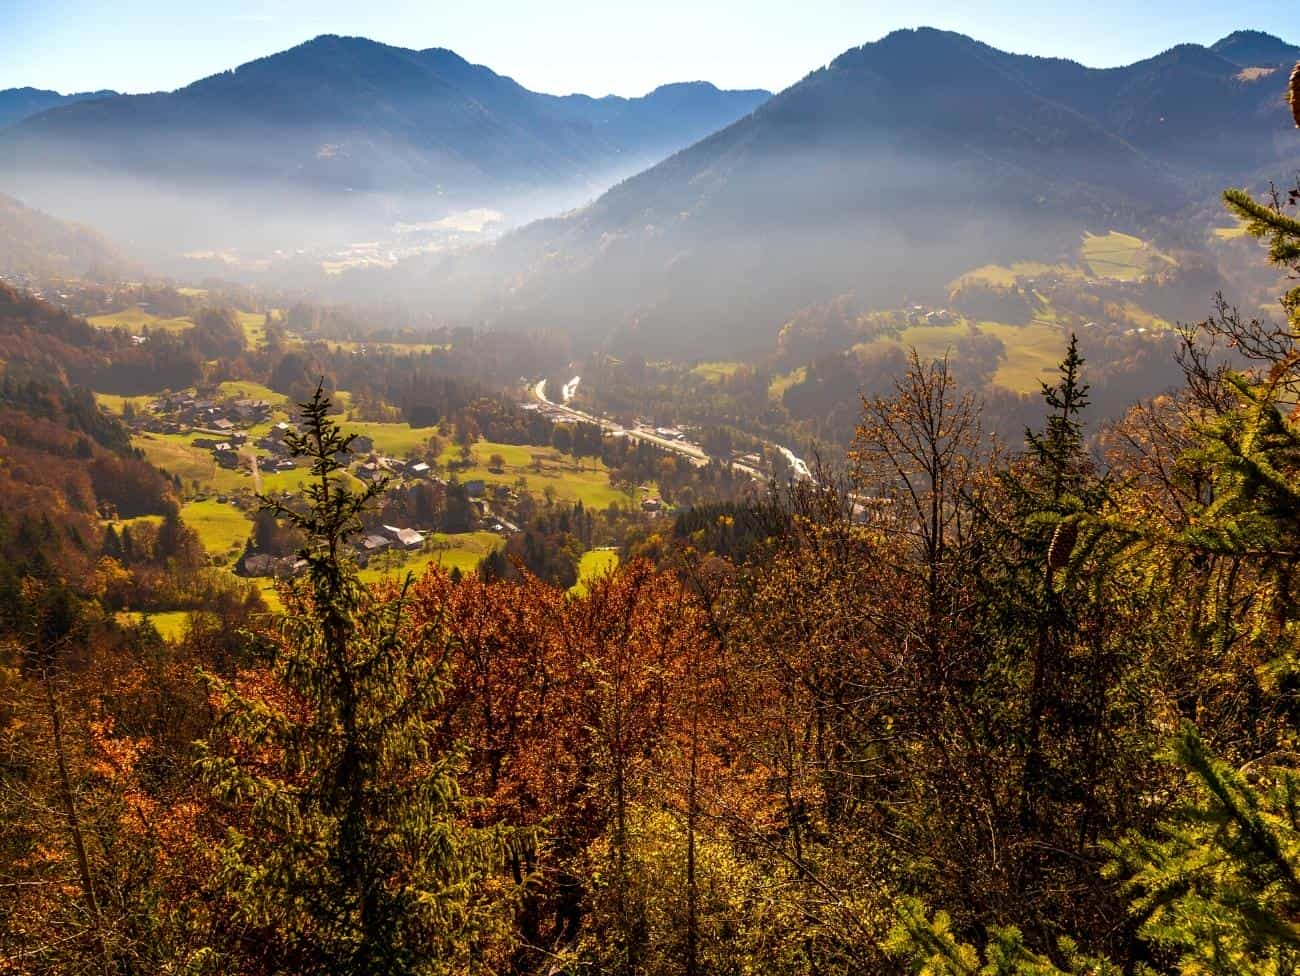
[4,0,1297,97]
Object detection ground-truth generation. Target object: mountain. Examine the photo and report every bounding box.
[0,87,116,130]
[387,27,1300,358]
[1210,30,1300,68]
[980,35,1300,176]
[383,27,1300,357]
[0,192,124,280]
[0,36,768,255]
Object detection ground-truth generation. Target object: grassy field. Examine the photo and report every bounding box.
[690,361,745,383]
[980,321,1069,393]
[1081,231,1174,280]
[246,533,501,611]
[180,499,253,559]
[952,261,1075,288]
[88,307,193,334]
[439,439,634,510]
[357,531,502,584]
[1118,302,1173,331]
[256,581,283,612]
[571,549,619,596]
[1213,218,1251,241]
[117,610,194,641]
[101,514,163,532]
[769,367,807,401]
[852,319,971,365]
[844,314,1068,396]
[893,323,969,359]
[132,431,320,495]
[133,432,219,484]
[343,420,441,457]
[215,380,290,407]
[235,311,269,349]
[94,392,154,415]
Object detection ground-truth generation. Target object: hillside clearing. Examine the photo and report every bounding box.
[571,549,619,596]
[181,498,253,560]
[1080,231,1174,280]
[357,531,503,584]
[691,361,745,383]
[88,307,193,333]
[439,439,634,509]
[981,321,1068,393]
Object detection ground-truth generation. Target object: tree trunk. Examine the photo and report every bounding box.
[42,662,110,974]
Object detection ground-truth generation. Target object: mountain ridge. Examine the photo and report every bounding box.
[0,86,117,130]
[1,34,770,205]
[380,26,1300,356]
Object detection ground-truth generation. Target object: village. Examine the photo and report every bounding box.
[130,389,528,581]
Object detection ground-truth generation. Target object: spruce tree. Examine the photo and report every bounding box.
[1107,724,1300,975]
[1100,173,1300,976]
[1025,333,1091,502]
[198,384,500,974]
[897,100,1300,974]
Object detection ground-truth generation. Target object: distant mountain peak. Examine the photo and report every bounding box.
[648,81,720,95]
[1210,30,1300,66]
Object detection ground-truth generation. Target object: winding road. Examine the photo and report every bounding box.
[531,379,810,482]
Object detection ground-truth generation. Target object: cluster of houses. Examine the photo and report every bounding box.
[153,392,273,433]
[356,524,427,564]
[355,451,436,484]
[904,305,954,327]
[153,394,281,471]
[240,523,430,578]
[252,420,330,473]
[1079,320,1175,339]
[0,270,41,293]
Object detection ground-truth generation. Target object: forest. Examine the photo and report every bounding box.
[6,109,1300,976]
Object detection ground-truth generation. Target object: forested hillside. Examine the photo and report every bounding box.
[0,193,124,280]
[3,72,1300,973]
[0,35,769,258]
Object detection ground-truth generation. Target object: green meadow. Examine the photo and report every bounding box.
[88,307,193,334]
[980,321,1069,393]
[690,361,745,383]
[94,392,155,415]
[769,367,807,401]
[439,439,635,510]
[117,610,196,641]
[1080,230,1174,280]
[235,310,270,349]
[180,498,254,561]
[343,420,442,457]
[215,380,289,406]
[357,531,503,584]
[952,261,1075,288]
[571,549,620,596]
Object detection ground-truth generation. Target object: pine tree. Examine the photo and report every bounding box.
[1095,175,1300,976]
[197,383,502,974]
[103,523,123,560]
[1025,333,1092,502]
[1106,724,1300,975]
[887,898,1121,975]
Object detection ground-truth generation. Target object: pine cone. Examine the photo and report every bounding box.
[1290,62,1300,129]
[1047,520,1078,572]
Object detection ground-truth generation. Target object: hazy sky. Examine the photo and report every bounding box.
[4,0,1297,97]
